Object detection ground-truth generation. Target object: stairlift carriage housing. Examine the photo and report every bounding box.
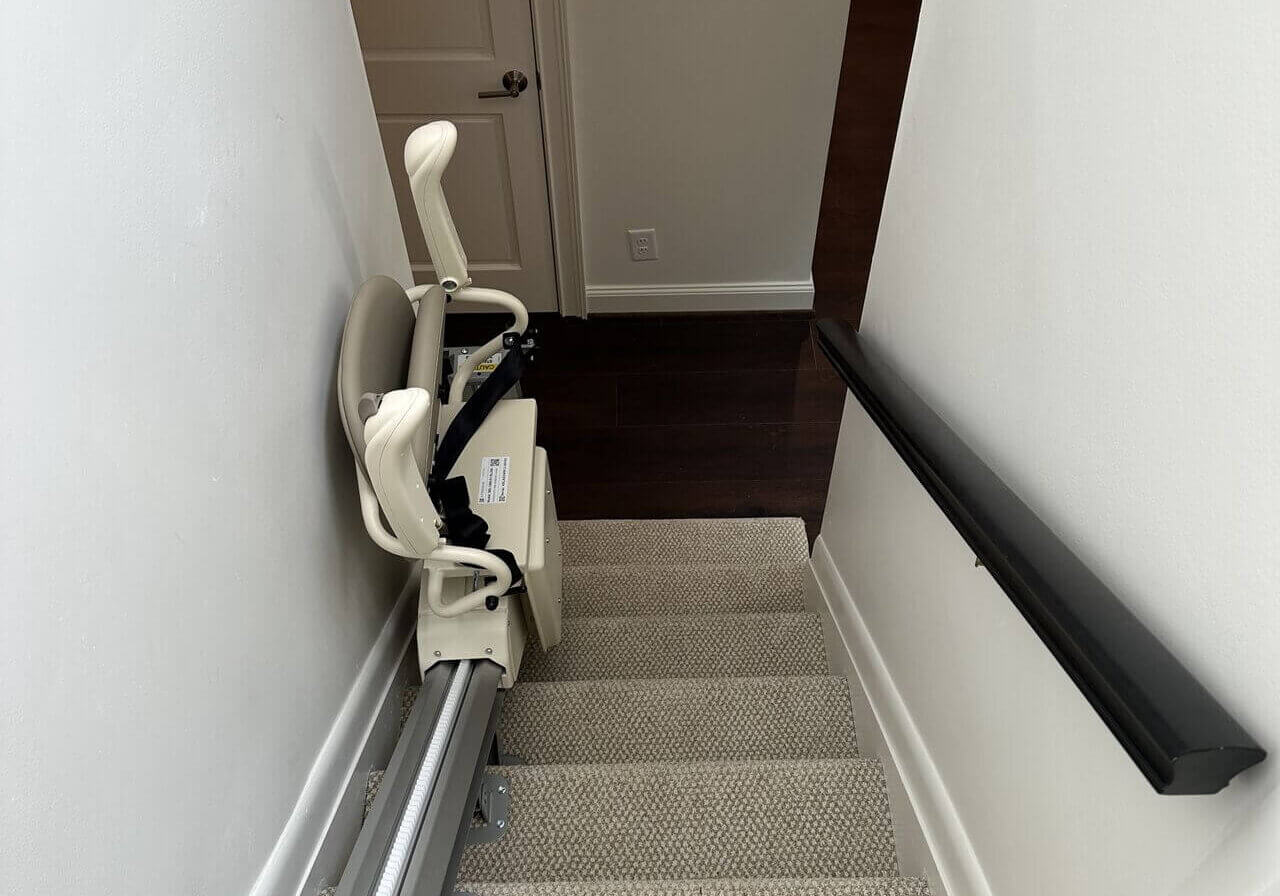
[337,121,563,688]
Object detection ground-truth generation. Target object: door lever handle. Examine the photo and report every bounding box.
[478,69,529,99]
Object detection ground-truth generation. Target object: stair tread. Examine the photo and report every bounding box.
[560,518,808,568]
[460,878,930,896]
[520,613,828,682]
[501,676,856,764]
[563,563,807,618]
[458,758,898,883]
[337,520,923,896]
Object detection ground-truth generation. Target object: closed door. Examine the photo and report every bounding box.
[353,0,559,312]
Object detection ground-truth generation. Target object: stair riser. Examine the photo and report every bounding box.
[563,564,807,618]
[500,677,857,764]
[560,519,809,568]
[462,879,931,896]
[520,614,828,682]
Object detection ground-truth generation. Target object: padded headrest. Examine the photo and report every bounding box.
[337,277,448,482]
[405,121,469,293]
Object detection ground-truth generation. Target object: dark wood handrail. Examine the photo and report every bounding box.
[816,318,1264,794]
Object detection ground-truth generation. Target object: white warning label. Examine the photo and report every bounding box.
[477,456,510,504]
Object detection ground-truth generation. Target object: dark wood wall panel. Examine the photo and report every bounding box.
[553,479,832,530]
[813,0,923,324]
[444,5,921,541]
[538,422,840,484]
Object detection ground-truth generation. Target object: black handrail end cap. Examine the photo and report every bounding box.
[1160,746,1268,795]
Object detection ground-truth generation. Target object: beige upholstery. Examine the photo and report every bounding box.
[335,119,562,673]
[338,276,448,486]
[336,275,416,478]
[407,285,448,392]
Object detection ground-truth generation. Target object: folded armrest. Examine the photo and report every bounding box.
[362,388,442,556]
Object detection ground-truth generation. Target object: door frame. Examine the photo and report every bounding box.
[530,0,586,317]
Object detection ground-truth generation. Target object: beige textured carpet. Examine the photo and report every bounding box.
[341,519,928,896]
[558,518,809,567]
[519,612,828,682]
[499,676,857,764]
[457,759,897,881]
[463,879,931,896]
[462,519,927,895]
[562,563,806,618]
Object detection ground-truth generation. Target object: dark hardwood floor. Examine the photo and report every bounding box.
[445,4,920,542]
[445,312,846,541]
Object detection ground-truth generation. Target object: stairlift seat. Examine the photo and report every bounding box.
[337,277,444,555]
[337,274,425,478]
[337,119,562,689]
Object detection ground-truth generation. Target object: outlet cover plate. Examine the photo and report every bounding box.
[627,228,658,261]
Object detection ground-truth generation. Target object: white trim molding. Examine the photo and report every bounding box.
[809,537,993,896]
[531,0,587,318]
[249,568,420,896]
[586,278,815,314]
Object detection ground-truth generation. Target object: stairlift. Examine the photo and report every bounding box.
[337,120,562,689]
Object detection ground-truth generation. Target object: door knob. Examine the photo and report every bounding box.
[478,70,529,99]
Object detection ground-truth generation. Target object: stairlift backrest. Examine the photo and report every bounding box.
[405,121,469,293]
[337,275,450,557]
[337,275,417,474]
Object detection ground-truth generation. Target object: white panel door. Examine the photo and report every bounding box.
[353,0,559,311]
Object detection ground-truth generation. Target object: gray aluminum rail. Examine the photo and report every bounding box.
[335,660,503,896]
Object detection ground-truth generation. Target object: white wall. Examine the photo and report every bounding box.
[819,1,1280,894]
[564,0,848,313]
[0,3,411,894]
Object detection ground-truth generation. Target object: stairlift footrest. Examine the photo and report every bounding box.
[420,398,563,680]
[419,577,527,690]
[524,447,563,649]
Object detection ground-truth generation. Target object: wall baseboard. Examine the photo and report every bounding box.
[809,536,993,896]
[249,569,420,896]
[801,561,945,896]
[585,278,814,314]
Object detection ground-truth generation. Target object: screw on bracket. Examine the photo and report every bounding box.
[467,773,512,845]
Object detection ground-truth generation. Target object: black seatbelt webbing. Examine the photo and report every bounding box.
[429,336,528,594]
[433,338,527,479]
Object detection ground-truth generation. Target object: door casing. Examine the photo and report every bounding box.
[353,0,584,315]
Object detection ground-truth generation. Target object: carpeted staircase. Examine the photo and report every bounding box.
[336,518,929,896]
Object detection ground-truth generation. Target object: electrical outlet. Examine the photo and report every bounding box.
[627,228,658,261]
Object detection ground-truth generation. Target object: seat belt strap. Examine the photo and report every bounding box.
[428,335,529,596]
[433,335,527,478]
